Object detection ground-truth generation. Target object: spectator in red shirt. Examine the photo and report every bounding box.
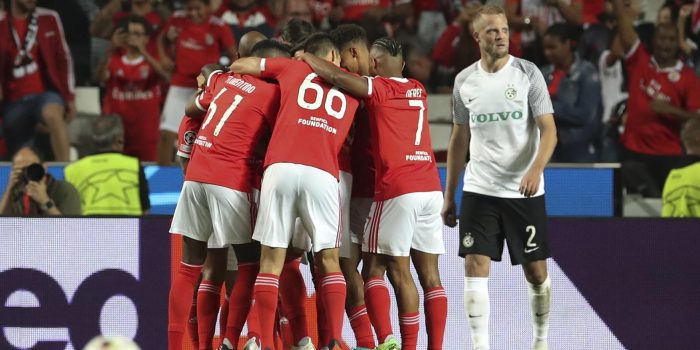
[156,0,237,164]
[96,15,169,162]
[0,0,73,162]
[613,0,700,195]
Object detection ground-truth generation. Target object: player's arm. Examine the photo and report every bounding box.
[611,0,639,54]
[443,123,470,227]
[520,114,557,197]
[229,57,263,76]
[184,66,225,117]
[299,52,370,98]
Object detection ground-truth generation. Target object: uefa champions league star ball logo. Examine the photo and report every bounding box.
[184,131,196,145]
[462,232,474,248]
[505,87,517,100]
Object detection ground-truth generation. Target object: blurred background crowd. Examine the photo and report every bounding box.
[1,0,699,214]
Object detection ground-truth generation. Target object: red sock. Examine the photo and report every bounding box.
[197,280,222,350]
[187,299,199,349]
[320,272,346,346]
[399,312,420,350]
[168,262,203,350]
[313,267,329,346]
[219,296,229,338]
[348,304,375,348]
[364,277,393,343]
[424,287,447,350]
[279,258,309,345]
[253,273,280,349]
[224,263,258,347]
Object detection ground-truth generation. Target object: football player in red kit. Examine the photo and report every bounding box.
[230,33,360,350]
[167,40,289,350]
[300,37,447,350]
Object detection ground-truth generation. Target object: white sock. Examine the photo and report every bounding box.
[528,276,552,343]
[465,277,490,350]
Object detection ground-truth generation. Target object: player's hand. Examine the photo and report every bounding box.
[441,199,458,227]
[26,180,49,204]
[200,64,225,81]
[519,168,542,197]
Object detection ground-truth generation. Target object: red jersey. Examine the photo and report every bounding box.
[186,71,279,192]
[164,12,236,87]
[6,17,45,102]
[365,76,441,201]
[102,54,162,160]
[350,107,375,198]
[622,41,700,156]
[260,58,360,178]
[177,115,202,159]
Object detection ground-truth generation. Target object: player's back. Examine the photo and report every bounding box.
[260,58,360,178]
[186,71,280,192]
[365,76,441,201]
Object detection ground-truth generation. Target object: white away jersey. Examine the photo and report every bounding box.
[452,55,554,198]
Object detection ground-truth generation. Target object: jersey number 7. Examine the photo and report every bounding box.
[409,99,425,146]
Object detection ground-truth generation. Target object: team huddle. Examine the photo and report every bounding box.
[168,5,556,350]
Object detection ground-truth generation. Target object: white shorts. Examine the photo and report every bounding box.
[161,86,197,133]
[253,163,341,253]
[349,197,372,245]
[171,181,253,246]
[337,171,354,259]
[362,191,446,256]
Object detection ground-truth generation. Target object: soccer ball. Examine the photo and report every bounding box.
[83,336,141,350]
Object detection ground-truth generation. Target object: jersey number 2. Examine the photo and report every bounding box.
[201,87,244,137]
[409,100,425,145]
[297,73,347,119]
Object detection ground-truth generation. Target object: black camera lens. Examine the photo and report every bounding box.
[23,163,46,182]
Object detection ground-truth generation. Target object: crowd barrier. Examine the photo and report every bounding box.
[0,164,621,217]
[2,217,698,350]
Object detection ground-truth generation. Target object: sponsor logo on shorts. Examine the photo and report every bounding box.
[462,232,474,248]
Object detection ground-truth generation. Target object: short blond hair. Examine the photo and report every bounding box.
[472,4,507,32]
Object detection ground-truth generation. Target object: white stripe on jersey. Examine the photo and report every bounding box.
[452,55,554,198]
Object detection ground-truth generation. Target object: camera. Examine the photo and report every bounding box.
[22,163,46,182]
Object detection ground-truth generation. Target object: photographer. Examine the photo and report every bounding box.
[0,147,81,216]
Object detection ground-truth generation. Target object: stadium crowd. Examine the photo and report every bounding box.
[1,1,700,350]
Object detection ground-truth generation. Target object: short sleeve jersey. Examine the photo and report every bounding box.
[177,115,202,159]
[259,58,359,178]
[365,76,441,201]
[164,12,236,87]
[185,71,280,192]
[102,54,161,122]
[453,56,554,198]
[621,40,700,156]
